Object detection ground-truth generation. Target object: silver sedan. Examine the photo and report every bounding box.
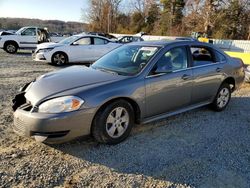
[13,41,245,144]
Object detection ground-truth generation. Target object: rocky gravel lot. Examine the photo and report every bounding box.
[0,49,249,188]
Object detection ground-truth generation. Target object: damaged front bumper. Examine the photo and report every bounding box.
[12,83,95,144]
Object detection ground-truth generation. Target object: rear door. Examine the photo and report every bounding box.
[145,46,193,117]
[189,45,227,104]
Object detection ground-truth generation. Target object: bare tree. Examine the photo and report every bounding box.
[86,0,122,33]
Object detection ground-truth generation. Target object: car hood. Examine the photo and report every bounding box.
[37,42,65,49]
[25,66,123,105]
[0,31,15,36]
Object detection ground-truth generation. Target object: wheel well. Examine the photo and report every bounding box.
[222,77,235,91]
[93,97,141,125]
[4,40,19,48]
[51,51,68,62]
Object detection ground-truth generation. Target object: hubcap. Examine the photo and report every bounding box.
[217,87,230,108]
[53,54,66,65]
[7,44,16,53]
[106,107,129,138]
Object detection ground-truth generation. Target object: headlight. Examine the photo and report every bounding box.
[38,96,84,113]
[38,48,54,53]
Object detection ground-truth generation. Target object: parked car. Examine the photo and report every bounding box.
[33,35,122,65]
[0,26,51,53]
[118,36,144,43]
[13,40,244,144]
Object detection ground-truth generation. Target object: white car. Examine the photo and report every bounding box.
[33,35,122,65]
[0,26,64,53]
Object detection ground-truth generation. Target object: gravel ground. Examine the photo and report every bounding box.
[0,49,249,188]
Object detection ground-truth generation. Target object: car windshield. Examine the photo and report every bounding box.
[91,45,160,76]
[59,36,80,45]
[15,27,27,35]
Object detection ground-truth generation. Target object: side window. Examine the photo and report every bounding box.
[215,51,226,62]
[74,37,91,45]
[152,47,188,74]
[21,28,36,36]
[94,38,108,45]
[191,46,216,67]
[122,37,131,43]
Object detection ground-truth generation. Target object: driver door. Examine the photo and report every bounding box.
[20,27,38,48]
[68,37,92,62]
[145,46,193,117]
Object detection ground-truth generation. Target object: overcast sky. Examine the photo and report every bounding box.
[0,0,89,22]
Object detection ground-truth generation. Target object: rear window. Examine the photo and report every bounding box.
[191,46,216,67]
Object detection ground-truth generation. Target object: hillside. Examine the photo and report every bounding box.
[0,17,88,34]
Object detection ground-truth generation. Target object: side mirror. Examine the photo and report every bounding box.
[71,42,79,46]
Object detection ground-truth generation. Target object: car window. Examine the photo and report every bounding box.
[191,46,216,67]
[152,46,188,74]
[21,28,36,36]
[215,51,226,62]
[121,36,133,43]
[94,37,108,45]
[74,37,91,45]
[92,45,160,76]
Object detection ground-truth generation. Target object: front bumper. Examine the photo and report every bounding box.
[0,40,4,49]
[32,52,49,62]
[13,106,95,144]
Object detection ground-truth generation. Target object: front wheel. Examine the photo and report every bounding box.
[92,100,135,144]
[210,83,231,111]
[4,42,18,54]
[51,52,68,66]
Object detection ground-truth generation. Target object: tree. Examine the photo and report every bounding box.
[86,0,122,33]
[145,3,161,34]
[160,0,185,35]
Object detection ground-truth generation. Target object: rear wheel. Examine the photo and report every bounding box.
[211,83,231,111]
[4,42,18,54]
[92,100,134,144]
[51,52,68,66]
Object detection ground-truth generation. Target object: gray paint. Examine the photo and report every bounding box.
[13,40,245,143]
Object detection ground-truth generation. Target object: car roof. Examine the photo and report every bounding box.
[127,40,214,48]
[72,34,113,41]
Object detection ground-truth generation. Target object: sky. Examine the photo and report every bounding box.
[0,0,89,22]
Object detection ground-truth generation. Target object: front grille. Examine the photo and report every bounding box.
[13,117,27,135]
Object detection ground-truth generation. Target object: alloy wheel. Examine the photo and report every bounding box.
[106,107,129,138]
[7,44,16,53]
[217,87,230,108]
[53,53,66,65]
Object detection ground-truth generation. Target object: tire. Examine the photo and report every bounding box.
[4,42,18,54]
[92,100,135,144]
[51,52,68,66]
[210,83,231,111]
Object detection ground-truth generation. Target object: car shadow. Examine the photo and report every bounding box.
[51,96,250,186]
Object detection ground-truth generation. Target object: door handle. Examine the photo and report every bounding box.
[182,74,191,80]
[216,67,222,72]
